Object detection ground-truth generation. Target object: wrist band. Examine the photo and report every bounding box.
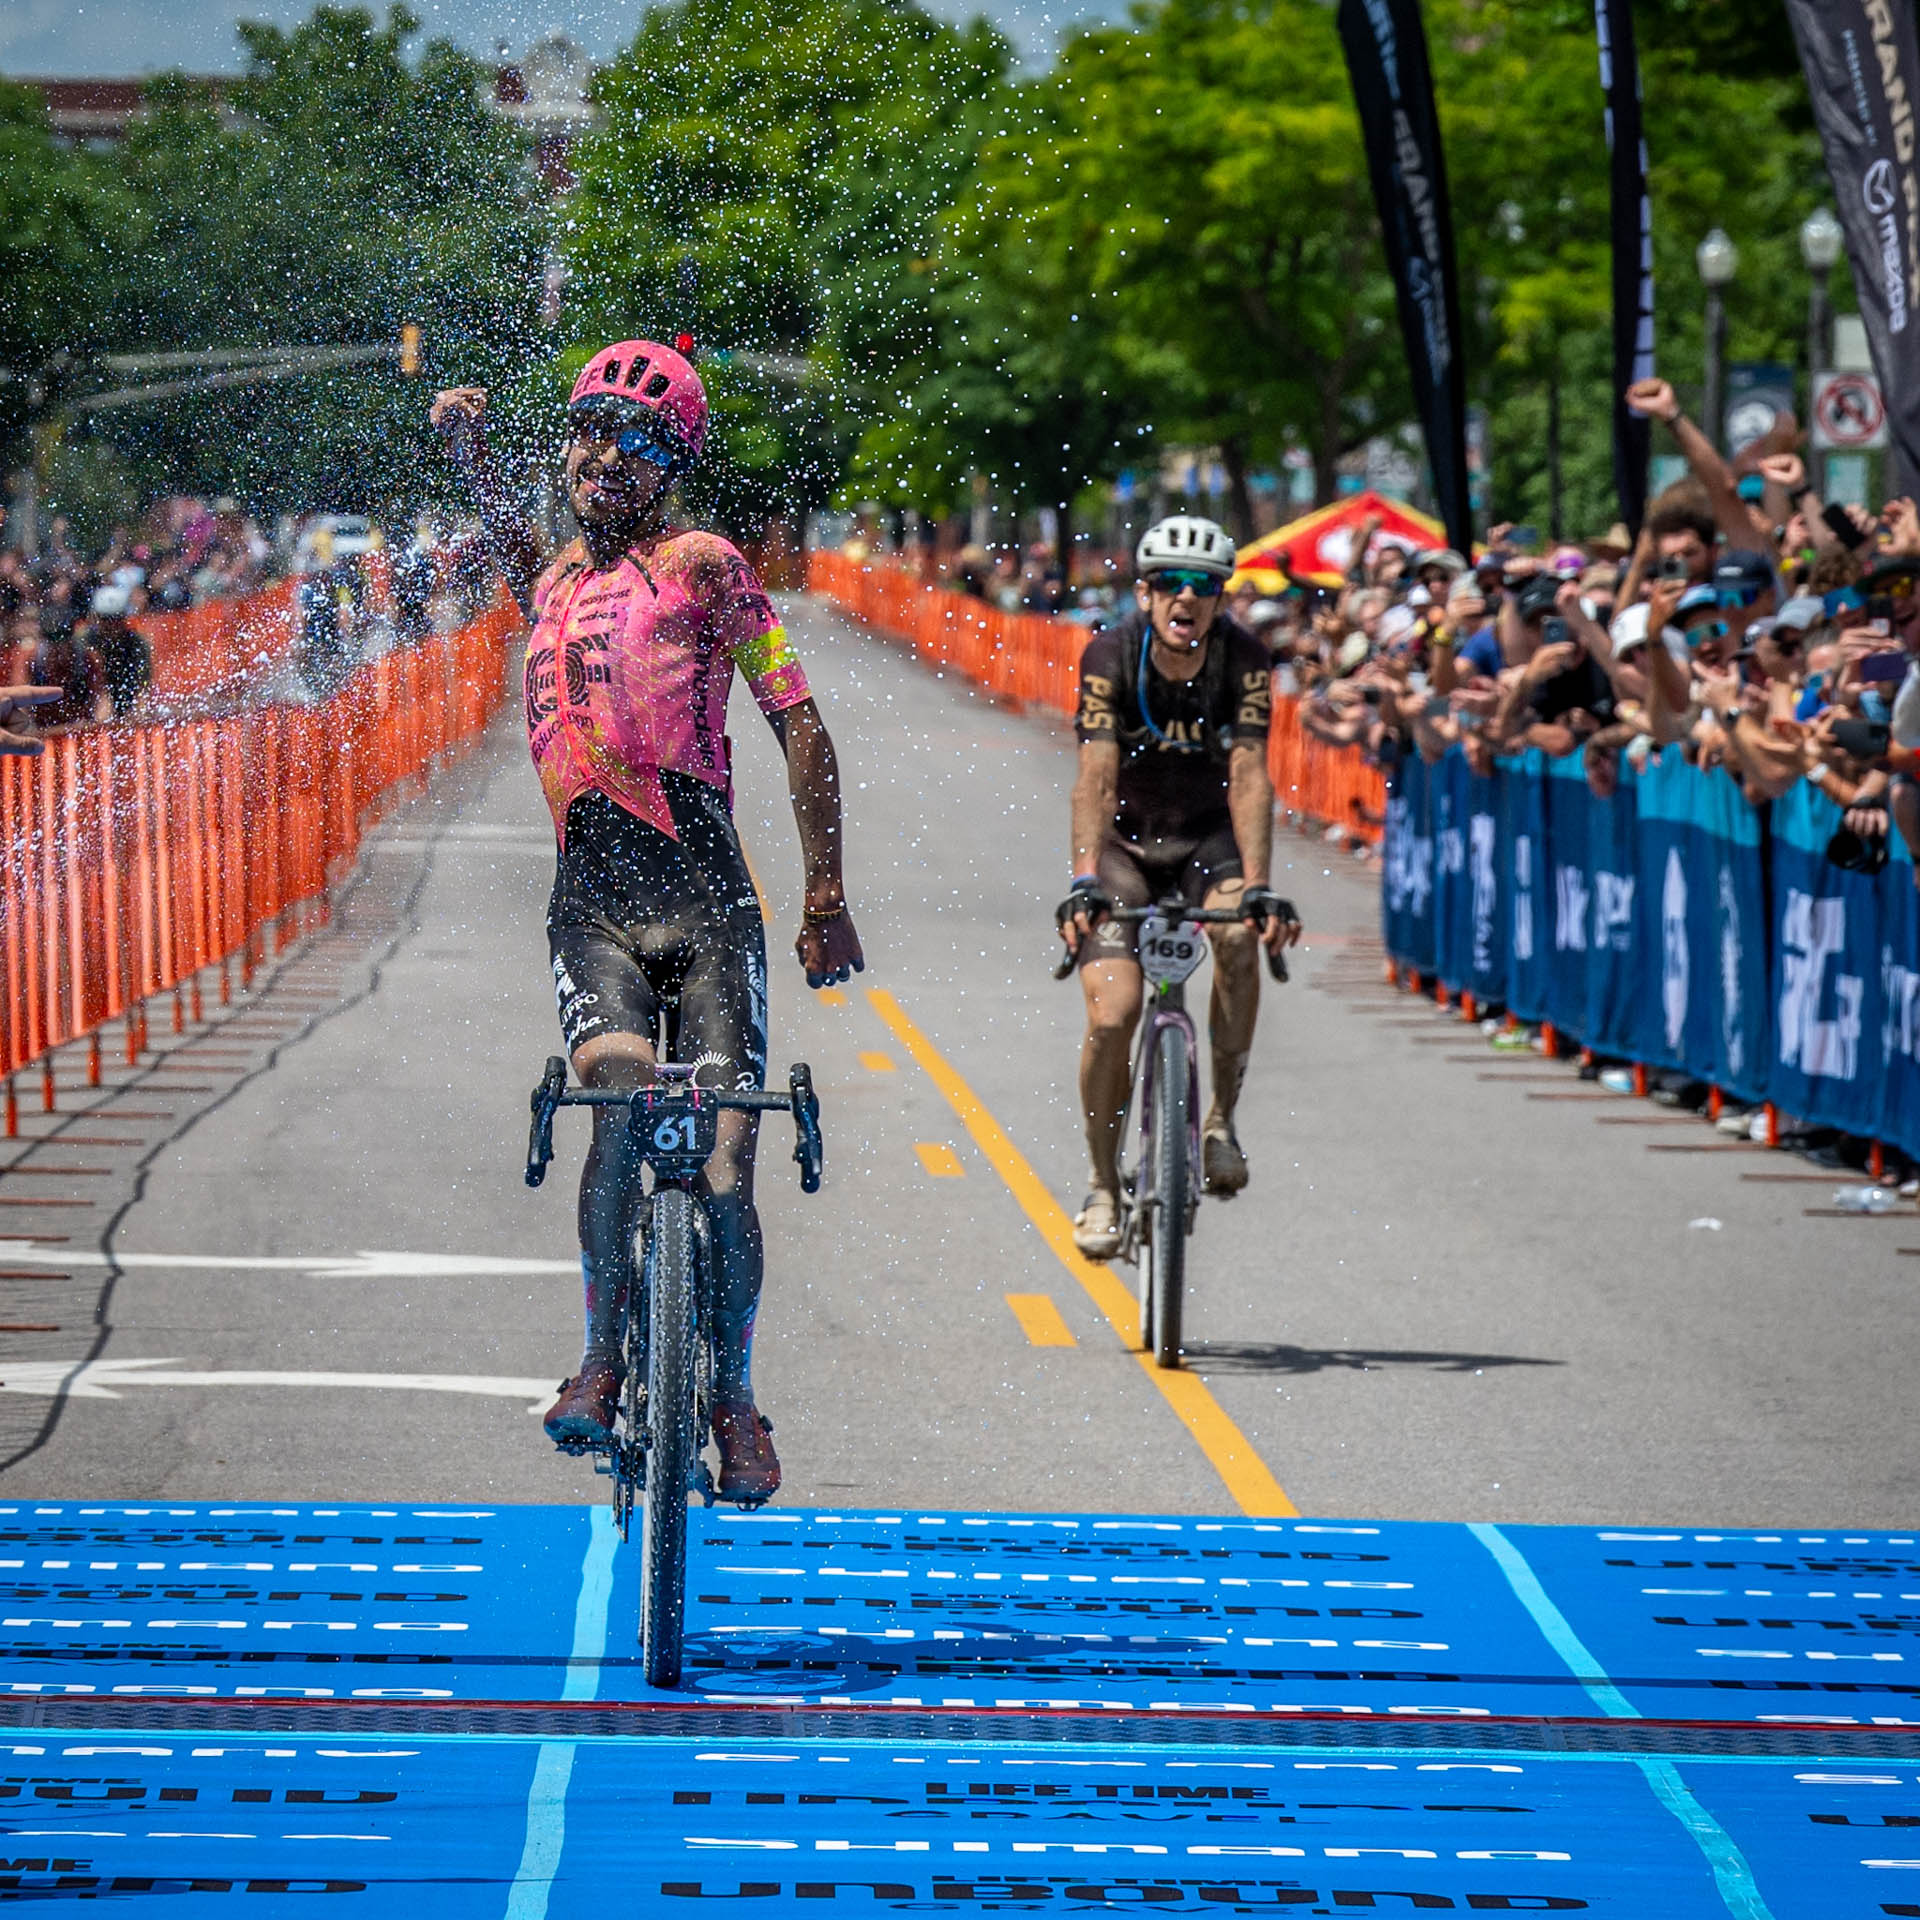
[1071,873,1100,888]
[802,903,845,924]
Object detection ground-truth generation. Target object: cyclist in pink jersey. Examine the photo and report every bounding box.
[432,340,862,1501]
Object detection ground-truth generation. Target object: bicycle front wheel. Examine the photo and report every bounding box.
[1144,1022,1191,1369]
[640,1185,699,1689]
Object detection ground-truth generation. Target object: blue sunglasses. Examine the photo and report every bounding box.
[569,410,677,469]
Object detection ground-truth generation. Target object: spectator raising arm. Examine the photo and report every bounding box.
[1626,377,1769,552]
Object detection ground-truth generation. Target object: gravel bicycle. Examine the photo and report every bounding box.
[1056,897,1290,1368]
[525,1052,823,1689]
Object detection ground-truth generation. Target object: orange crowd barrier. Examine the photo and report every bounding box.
[0,603,519,1113]
[141,582,299,701]
[806,553,1383,845]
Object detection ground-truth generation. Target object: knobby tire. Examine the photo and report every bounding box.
[1148,1022,1190,1368]
[640,1185,698,1688]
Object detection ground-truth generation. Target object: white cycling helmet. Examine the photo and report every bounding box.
[1136,514,1237,580]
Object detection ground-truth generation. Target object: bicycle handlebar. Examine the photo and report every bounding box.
[1051,899,1294,984]
[525,1058,824,1194]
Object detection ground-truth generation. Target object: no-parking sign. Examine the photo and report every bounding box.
[1812,368,1889,449]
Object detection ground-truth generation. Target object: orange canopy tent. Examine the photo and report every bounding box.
[1230,490,1448,591]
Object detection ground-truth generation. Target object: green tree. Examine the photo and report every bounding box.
[1433,0,1829,534]
[0,82,130,469]
[905,0,1405,537]
[564,0,1009,538]
[68,5,545,519]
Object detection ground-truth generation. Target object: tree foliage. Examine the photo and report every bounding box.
[0,0,1853,541]
[563,0,1010,536]
[5,6,545,521]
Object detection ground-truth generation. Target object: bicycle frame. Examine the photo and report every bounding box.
[1117,966,1203,1266]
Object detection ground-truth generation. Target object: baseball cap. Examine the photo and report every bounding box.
[1773,594,1824,633]
[1608,602,1654,654]
[1711,549,1775,605]
[1514,573,1562,621]
[1548,544,1587,577]
[91,585,130,617]
[1414,547,1467,577]
[1335,633,1371,672]
[1676,582,1721,619]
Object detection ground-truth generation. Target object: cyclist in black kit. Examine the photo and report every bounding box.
[1056,516,1301,1257]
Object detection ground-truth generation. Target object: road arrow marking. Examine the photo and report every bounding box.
[0,1242,576,1281]
[0,1358,557,1412]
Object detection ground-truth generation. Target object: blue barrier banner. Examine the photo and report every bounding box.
[1768,779,1884,1136]
[1464,755,1506,1005]
[1382,737,1913,1140]
[1539,754,1641,1053]
[1585,758,1641,1055]
[1634,745,1768,1102]
[1879,834,1920,1157]
[1432,746,1468,989]
[1501,750,1552,1021]
[1382,750,1436,972]
[1544,752,1594,1037]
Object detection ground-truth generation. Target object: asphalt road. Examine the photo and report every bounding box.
[2,595,1911,1524]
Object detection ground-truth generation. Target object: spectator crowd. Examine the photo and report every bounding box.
[0,501,484,731]
[1246,381,1918,1186]
[0,497,277,729]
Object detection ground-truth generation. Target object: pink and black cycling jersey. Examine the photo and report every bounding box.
[523,529,811,845]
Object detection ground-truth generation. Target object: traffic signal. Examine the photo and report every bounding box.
[399,323,422,377]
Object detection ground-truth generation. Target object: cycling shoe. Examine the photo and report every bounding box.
[1202,1125,1249,1195]
[544,1361,621,1450]
[713,1401,781,1504]
[1072,1189,1122,1259]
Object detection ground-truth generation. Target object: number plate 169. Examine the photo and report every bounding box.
[1139,915,1206,986]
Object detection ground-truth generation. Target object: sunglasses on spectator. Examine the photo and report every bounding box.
[1871,572,1919,599]
[1146,569,1223,596]
[1683,618,1731,647]
[1717,584,1767,609]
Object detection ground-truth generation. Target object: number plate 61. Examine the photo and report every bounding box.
[634,1098,718,1169]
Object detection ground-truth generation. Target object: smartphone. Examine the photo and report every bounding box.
[1823,502,1872,551]
[1858,651,1910,684]
[1507,525,1540,551]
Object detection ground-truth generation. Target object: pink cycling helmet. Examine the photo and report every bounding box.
[568,338,708,462]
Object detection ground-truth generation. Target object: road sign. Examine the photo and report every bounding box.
[1724,360,1795,454]
[1812,368,1889,449]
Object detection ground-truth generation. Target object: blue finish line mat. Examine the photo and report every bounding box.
[1,1505,1915,1913]
[0,1733,1915,1913]
[3,1504,1914,1722]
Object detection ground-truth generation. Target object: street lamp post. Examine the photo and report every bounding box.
[1696,228,1739,455]
[1800,206,1844,494]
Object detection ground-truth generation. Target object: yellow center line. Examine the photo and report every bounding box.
[866,986,1297,1518]
[915,1141,965,1177]
[1006,1292,1077,1347]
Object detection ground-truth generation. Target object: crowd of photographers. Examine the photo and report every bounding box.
[0,498,275,728]
[1251,377,1919,1182]
[0,502,483,733]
